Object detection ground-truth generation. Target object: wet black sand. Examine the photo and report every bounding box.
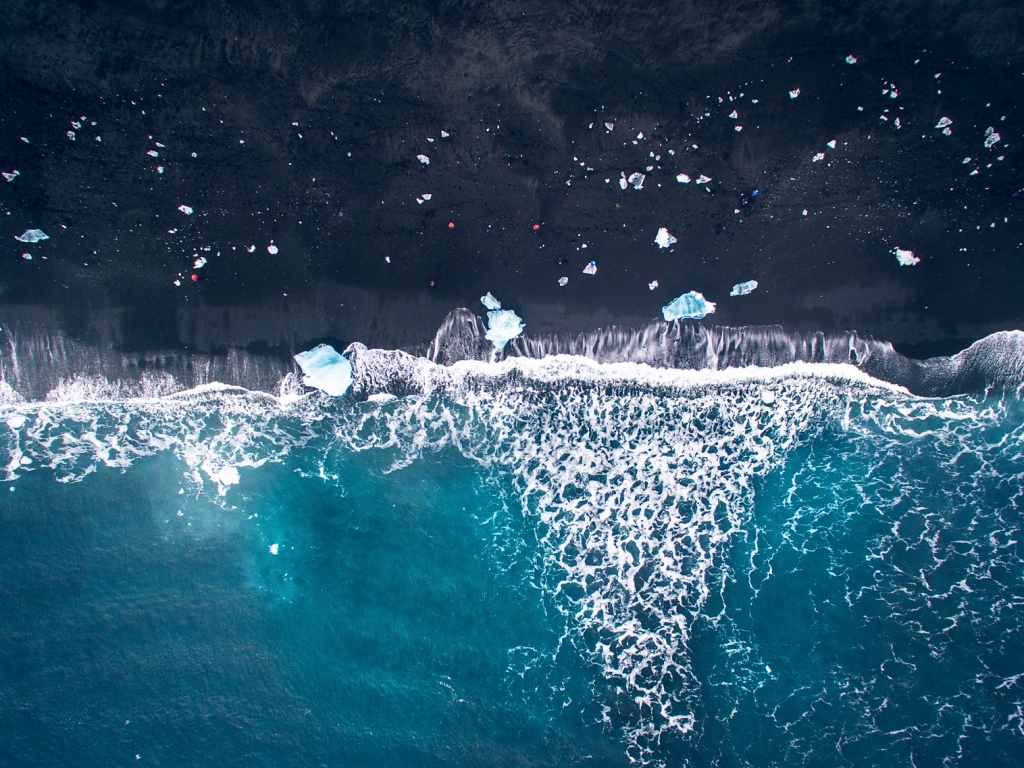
[1,0,1022,360]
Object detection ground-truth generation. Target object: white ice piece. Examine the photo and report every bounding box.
[935,117,953,129]
[654,228,677,249]
[269,543,279,555]
[604,122,614,131]
[178,205,193,214]
[846,55,858,64]
[730,280,758,296]
[583,260,597,275]
[294,344,353,396]
[21,253,32,260]
[636,132,644,140]
[147,150,159,158]
[695,175,712,185]
[618,173,628,190]
[648,280,658,290]
[984,127,1001,148]
[416,154,430,164]
[484,309,525,350]
[728,110,738,119]
[789,88,801,99]
[676,173,691,183]
[268,244,279,254]
[421,193,432,200]
[827,140,837,149]
[193,256,207,269]
[2,170,19,182]
[247,245,256,253]
[627,172,645,190]
[480,291,502,310]
[558,276,568,286]
[662,291,716,321]
[15,229,48,243]
[893,247,920,266]
[813,152,825,162]
[67,131,75,140]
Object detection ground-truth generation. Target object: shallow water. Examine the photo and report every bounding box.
[2,361,1023,766]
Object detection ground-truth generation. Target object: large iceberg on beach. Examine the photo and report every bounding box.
[294,344,353,396]
[480,292,525,350]
[662,291,716,321]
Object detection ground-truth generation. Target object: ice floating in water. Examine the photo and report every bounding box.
[416,154,430,165]
[15,229,48,243]
[662,291,716,321]
[177,205,193,215]
[558,276,568,286]
[789,88,801,99]
[984,127,1001,148]
[583,260,597,275]
[676,173,690,183]
[730,280,758,296]
[654,228,677,248]
[480,292,502,310]
[484,309,524,350]
[269,543,279,555]
[936,117,953,129]
[627,172,645,190]
[894,247,920,266]
[294,344,353,396]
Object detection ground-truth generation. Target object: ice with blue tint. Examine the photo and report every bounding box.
[480,292,502,310]
[481,293,524,350]
[15,229,48,243]
[662,291,716,320]
[730,280,758,296]
[293,344,353,396]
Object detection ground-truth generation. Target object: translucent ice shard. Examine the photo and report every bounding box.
[2,170,19,182]
[676,173,690,183]
[558,276,568,286]
[654,228,677,248]
[15,229,48,243]
[627,172,645,190]
[984,127,1001,148]
[695,175,712,185]
[480,292,502,310]
[417,154,430,164]
[789,88,801,99]
[484,309,524,350]
[582,260,597,275]
[936,117,953,129]
[846,55,857,64]
[662,291,716,321]
[178,205,193,214]
[730,280,758,296]
[893,247,920,266]
[294,344,353,396]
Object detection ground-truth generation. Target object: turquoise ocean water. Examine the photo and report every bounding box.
[2,357,1023,766]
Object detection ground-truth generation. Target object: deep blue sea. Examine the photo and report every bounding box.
[2,357,1024,767]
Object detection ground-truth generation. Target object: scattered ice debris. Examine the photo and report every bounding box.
[3,170,19,182]
[558,276,568,286]
[269,543,279,555]
[193,256,207,269]
[662,291,716,321]
[480,291,502,310]
[416,154,430,165]
[21,253,32,260]
[15,229,48,243]
[730,280,758,296]
[440,130,450,138]
[268,243,279,254]
[627,172,645,190]
[654,228,677,249]
[177,205,193,215]
[827,140,836,149]
[893,247,920,266]
[846,55,858,64]
[789,88,801,99]
[728,110,738,119]
[604,122,614,131]
[984,127,1001,148]
[648,280,658,290]
[676,173,691,183]
[427,137,435,143]
[583,260,597,275]
[894,117,901,129]
[294,344,353,396]
[147,150,159,158]
[963,157,972,164]
[695,174,712,185]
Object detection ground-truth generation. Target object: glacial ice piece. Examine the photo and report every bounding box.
[484,308,524,350]
[417,154,430,164]
[480,292,502,310]
[15,229,48,243]
[618,173,628,190]
[294,344,353,396]
[558,276,568,286]
[648,280,658,290]
[730,280,758,296]
[789,88,801,99]
[676,173,690,183]
[654,228,677,249]
[627,172,645,190]
[846,55,857,64]
[935,117,953,129]
[2,170,19,182]
[178,205,193,214]
[984,127,1001,148]
[893,247,920,266]
[583,260,597,275]
[662,291,716,321]
[193,256,207,269]
[695,175,712,185]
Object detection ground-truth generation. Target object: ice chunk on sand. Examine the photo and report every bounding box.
[654,228,677,248]
[484,309,524,350]
[846,55,857,64]
[984,127,1001,148]
[416,154,430,164]
[294,344,353,396]
[604,122,614,131]
[935,117,952,129]
[730,280,758,296]
[789,88,801,99]
[3,170,19,182]
[627,172,645,190]
[676,173,690,183]
[15,229,48,243]
[193,256,207,269]
[618,173,628,190]
[893,247,920,266]
[695,175,712,185]
[582,260,597,275]
[662,291,716,321]
[558,276,568,286]
[178,205,193,214]
[480,291,502,310]
[648,280,658,290]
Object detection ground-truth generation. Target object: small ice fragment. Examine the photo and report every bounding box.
[802,209,808,216]
[416,197,424,204]
[827,140,836,149]
[893,247,920,266]
[963,157,972,164]
[268,244,279,254]
[984,127,1001,148]
[894,117,901,129]
[604,122,614,131]
[480,292,502,310]
[177,205,193,214]
[191,152,197,157]
[730,280,758,296]
[21,253,32,260]
[618,173,628,190]
[6,415,26,429]
[558,276,568,286]
[95,136,101,142]
[845,55,857,64]
[421,193,432,200]
[440,130,450,138]
[654,228,677,249]
[648,280,658,290]
[728,110,738,119]
[427,137,435,142]
[935,117,953,129]
[662,291,716,321]
[67,131,76,140]
[269,543,279,555]
[942,127,952,136]
[484,309,525,350]
[416,154,430,164]
[627,172,645,190]
[155,142,165,148]
[20,137,29,143]
[695,174,712,185]
[247,245,256,253]
[294,344,353,396]
[813,152,825,162]
[636,132,644,139]
[583,260,597,275]
[15,229,48,243]
[2,170,20,182]
[193,256,207,269]
[157,166,165,173]
[147,150,159,158]
[789,88,800,99]
[676,173,691,183]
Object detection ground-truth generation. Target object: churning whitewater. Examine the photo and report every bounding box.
[3,347,1024,766]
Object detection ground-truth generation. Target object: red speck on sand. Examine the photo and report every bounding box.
[532,224,540,231]
[191,274,198,282]
[448,222,455,229]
